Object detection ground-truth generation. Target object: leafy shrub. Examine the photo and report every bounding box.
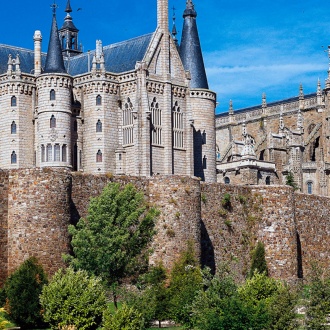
[221,193,231,209]
[249,241,268,277]
[102,303,144,330]
[40,267,106,330]
[0,308,10,329]
[4,257,48,328]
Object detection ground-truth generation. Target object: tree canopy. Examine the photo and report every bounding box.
[66,182,159,304]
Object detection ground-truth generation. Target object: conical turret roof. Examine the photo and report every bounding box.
[44,7,66,74]
[179,0,208,89]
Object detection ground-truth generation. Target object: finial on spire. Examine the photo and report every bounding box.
[50,1,58,15]
[186,0,194,10]
[65,0,72,14]
[171,6,179,46]
[317,78,322,95]
[183,0,197,17]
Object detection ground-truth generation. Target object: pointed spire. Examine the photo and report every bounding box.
[171,6,179,47]
[262,93,267,108]
[317,78,322,96]
[299,84,304,99]
[179,0,208,89]
[229,100,234,114]
[65,0,72,14]
[44,2,66,74]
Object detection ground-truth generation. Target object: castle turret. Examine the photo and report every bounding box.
[180,1,216,182]
[59,0,82,57]
[36,4,73,169]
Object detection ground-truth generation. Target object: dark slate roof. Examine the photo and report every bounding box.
[44,14,67,73]
[0,44,47,75]
[216,93,317,118]
[66,33,153,76]
[179,2,209,89]
[65,33,153,76]
[0,33,153,76]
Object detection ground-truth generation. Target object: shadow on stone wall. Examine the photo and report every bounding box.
[201,219,215,274]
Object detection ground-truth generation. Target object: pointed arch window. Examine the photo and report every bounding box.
[216,145,221,160]
[50,115,56,128]
[266,176,271,185]
[11,121,17,134]
[123,98,134,145]
[11,96,17,107]
[96,119,102,132]
[172,101,184,149]
[50,89,56,101]
[224,177,230,184]
[151,97,162,146]
[96,95,102,106]
[11,151,17,164]
[96,150,102,162]
[202,130,207,145]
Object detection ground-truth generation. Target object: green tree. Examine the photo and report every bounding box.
[190,266,269,330]
[102,304,144,330]
[66,182,159,307]
[40,267,106,330]
[305,266,330,330]
[126,264,170,328]
[4,257,48,329]
[286,172,298,190]
[249,241,268,277]
[168,242,203,327]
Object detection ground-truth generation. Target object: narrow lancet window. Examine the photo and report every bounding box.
[96,150,102,162]
[11,121,16,134]
[11,151,17,164]
[50,89,56,101]
[50,115,56,128]
[96,119,102,132]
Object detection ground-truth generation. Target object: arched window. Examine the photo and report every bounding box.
[151,97,162,145]
[266,176,271,185]
[50,115,56,128]
[96,95,102,106]
[11,151,17,164]
[96,119,102,132]
[216,145,221,160]
[123,98,134,145]
[41,145,45,163]
[96,150,102,162]
[11,96,17,107]
[224,177,230,184]
[54,144,60,161]
[46,144,52,162]
[307,181,313,194]
[62,145,67,162]
[172,101,184,149]
[11,121,16,134]
[50,89,56,101]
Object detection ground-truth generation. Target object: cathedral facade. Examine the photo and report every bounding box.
[0,0,216,182]
[216,81,330,196]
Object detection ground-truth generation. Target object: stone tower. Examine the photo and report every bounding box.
[180,0,216,182]
[36,5,73,168]
[58,0,82,57]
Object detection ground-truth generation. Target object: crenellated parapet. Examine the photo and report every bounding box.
[36,74,72,89]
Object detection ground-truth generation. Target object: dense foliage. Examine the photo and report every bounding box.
[305,266,330,329]
[4,257,48,329]
[66,182,159,306]
[40,267,106,330]
[102,304,144,330]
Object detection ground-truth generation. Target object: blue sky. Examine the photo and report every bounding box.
[1,0,330,113]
